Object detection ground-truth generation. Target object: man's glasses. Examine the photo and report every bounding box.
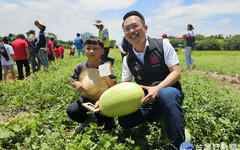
[124,24,139,33]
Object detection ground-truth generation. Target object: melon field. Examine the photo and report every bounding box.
[0,49,240,149]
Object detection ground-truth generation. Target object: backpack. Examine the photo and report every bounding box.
[0,41,9,61]
[188,32,197,50]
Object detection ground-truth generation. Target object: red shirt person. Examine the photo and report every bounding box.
[53,45,61,59]
[11,34,31,80]
[48,37,55,63]
[59,44,65,59]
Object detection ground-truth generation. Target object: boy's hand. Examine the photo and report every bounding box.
[94,101,104,115]
[73,81,87,93]
[94,101,99,109]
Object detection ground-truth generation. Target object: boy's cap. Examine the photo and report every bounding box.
[185,24,193,29]
[161,34,167,37]
[34,20,45,27]
[93,19,103,26]
[78,68,109,101]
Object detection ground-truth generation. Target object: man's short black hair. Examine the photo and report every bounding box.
[84,36,104,48]
[17,34,25,39]
[123,10,145,26]
[77,33,80,36]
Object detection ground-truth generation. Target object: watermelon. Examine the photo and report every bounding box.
[99,82,145,117]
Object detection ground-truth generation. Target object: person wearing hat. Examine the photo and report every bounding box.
[9,33,15,45]
[161,33,170,42]
[34,20,49,69]
[66,36,117,133]
[174,24,196,70]
[93,19,115,65]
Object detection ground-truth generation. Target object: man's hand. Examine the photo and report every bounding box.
[140,85,159,105]
[121,51,127,55]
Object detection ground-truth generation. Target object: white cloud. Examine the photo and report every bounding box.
[0,0,137,42]
[0,0,239,43]
[147,0,240,37]
[218,18,232,25]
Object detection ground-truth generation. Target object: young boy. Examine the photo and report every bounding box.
[1,36,16,82]
[66,36,117,132]
[53,45,61,59]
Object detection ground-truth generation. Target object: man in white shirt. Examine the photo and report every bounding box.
[119,10,185,149]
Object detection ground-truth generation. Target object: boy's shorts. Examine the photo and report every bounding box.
[2,64,14,70]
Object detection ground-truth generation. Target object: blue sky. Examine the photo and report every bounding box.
[0,0,240,44]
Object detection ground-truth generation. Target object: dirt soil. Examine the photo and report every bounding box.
[187,70,240,93]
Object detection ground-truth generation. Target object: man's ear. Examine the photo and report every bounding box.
[144,25,148,33]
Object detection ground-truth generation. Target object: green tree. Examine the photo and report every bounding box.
[48,32,58,40]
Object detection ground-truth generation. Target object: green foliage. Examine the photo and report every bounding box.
[0,50,239,149]
[173,34,240,51]
[177,50,240,76]
[110,40,116,48]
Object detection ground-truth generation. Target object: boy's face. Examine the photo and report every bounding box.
[84,44,104,61]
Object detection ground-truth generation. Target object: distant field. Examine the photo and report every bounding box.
[176,49,240,76]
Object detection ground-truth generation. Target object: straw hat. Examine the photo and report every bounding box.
[34,20,45,27]
[78,68,109,101]
[93,19,103,26]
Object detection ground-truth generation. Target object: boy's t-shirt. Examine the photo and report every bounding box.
[1,44,14,65]
[53,48,60,58]
[70,60,117,83]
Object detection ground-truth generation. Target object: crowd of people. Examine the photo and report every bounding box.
[0,20,67,82]
[1,10,197,149]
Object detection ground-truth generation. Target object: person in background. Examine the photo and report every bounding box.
[118,35,132,60]
[161,34,170,42]
[74,33,85,58]
[59,44,65,59]
[93,19,115,65]
[9,33,15,45]
[48,37,55,64]
[1,36,16,82]
[119,10,185,149]
[11,34,30,80]
[25,30,41,73]
[34,20,49,69]
[71,43,75,56]
[66,36,117,133]
[174,24,196,70]
[53,45,61,59]
[0,41,2,82]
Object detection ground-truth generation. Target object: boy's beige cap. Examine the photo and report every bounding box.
[78,68,109,101]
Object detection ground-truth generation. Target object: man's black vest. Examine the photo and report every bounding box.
[37,29,46,48]
[122,38,132,53]
[126,37,181,90]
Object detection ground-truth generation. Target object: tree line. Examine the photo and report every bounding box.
[170,34,240,51]
[2,33,239,51]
